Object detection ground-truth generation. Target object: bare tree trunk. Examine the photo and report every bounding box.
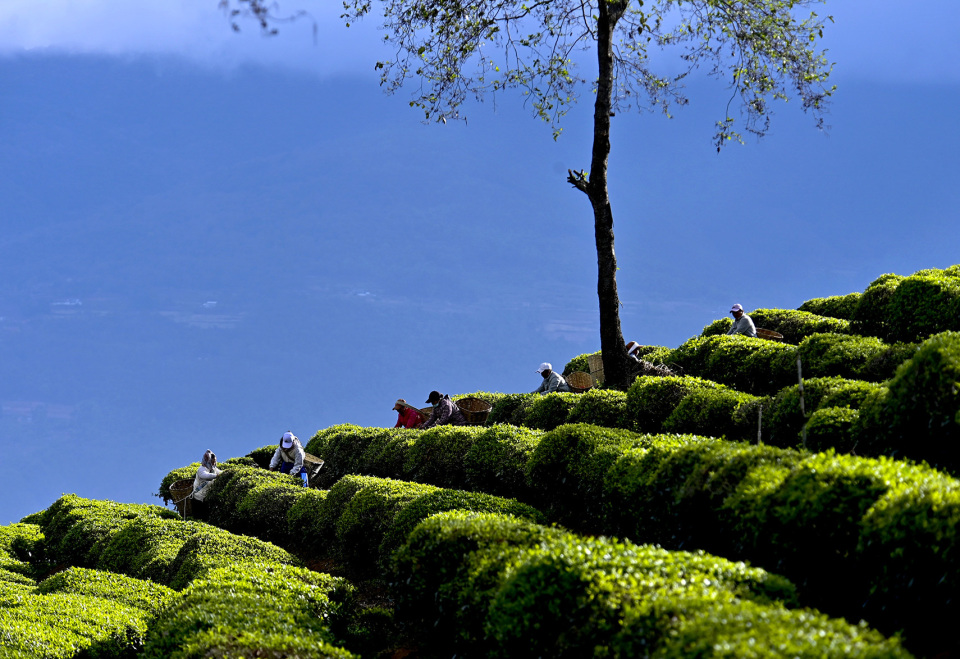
[585,1,629,389]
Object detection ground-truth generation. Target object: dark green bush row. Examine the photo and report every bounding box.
[855,330,960,474]
[762,376,884,448]
[0,523,42,582]
[668,334,798,394]
[390,511,908,658]
[851,267,960,341]
[301,419,956,655]
[142,564,357,659]
[799,292,863,320]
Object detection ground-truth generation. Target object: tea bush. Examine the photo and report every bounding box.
[626,375,728,433]
[799,292,862,320]
[856,330,960,473]
[142,564,356,659]
[462,425,542,499]
[563,351,598,375]
[95,516,205,584]
[164,525,302,590]
[485,393,535,425]
[518,391,581,430]
[37,566,175,616]
[886,271,960,342]
[764,377,883,448]
[850,273,905,338]
[747,308,851,344]
[662,387,760,441]
[40,496,178,567]
[524,424,652,528]
[0,524,43,580]
[391,512,907,658]
[667,334,797,394]
[334,478,440,571]
[803,406,860,453]
[379,489,546,560]
[701,317,732,336]
[797,333,895,380]
[0,588,155,658]
[404,425,486,488]
[566,388,630,429]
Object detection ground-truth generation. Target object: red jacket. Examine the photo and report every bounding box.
[394,406,423,429]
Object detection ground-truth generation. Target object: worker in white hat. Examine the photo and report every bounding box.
[726,303,757,338]
[268,431,308,486]
[532,362,572,394]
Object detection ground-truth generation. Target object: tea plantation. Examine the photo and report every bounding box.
[3,265,960,658]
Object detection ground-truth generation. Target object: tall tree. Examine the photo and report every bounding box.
[224,0,834,388]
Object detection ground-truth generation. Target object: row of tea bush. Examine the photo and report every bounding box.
[710,265,960,342]
[155,464,910,658]
[294,421,959,656]
[2,496,358,658]
[555,330,959,473]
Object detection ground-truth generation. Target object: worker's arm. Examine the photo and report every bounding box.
[268,447,282,470]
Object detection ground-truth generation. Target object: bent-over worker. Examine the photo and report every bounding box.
[393,399,425,429]
[533,362,571,394]
[192,449,221,516]
[269,431,308,486]
[420,390,466,429]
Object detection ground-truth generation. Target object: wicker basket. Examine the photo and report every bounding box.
[456,397,493,425]
[566,371,593,393]
[757,328,784,342]
[419,407,434,423]
[169,478,194,517]
[303,452,325,487]
[587,353,605,386]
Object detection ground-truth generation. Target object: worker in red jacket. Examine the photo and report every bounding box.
[393,399,425,429]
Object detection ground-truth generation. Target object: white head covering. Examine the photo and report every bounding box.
[281,431,296,448]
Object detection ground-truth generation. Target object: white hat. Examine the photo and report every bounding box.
[730,304,744,312]
[536,362,552,373]
[281,431,295,448]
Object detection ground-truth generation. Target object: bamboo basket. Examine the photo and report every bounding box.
[169,478,194,517]
[587,353,605,386]
[303,452,325,487]
[757,328,784,342]
[456,397,493,425]
[566,371,593,393]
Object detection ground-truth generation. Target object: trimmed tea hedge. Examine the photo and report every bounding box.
[748,308,851,344]
[37,566,175,616]
[667,335,797,395]
[799,292,862,320]
[142,564,357,659]
[856,330,960,473]
[390,512,908,658]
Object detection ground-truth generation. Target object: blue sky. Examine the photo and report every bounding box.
[1,1,958,523]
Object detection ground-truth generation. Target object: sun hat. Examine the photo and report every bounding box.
[730,304,744,312]
[536,362,552,373]
[281,431,296,448]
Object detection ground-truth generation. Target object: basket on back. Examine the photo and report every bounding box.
[456,396,493,425]
[587,353,605,386]
[756,328,784,342]
[169,478,194,517]
[303,453,325,487]
[566,371,593,393]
